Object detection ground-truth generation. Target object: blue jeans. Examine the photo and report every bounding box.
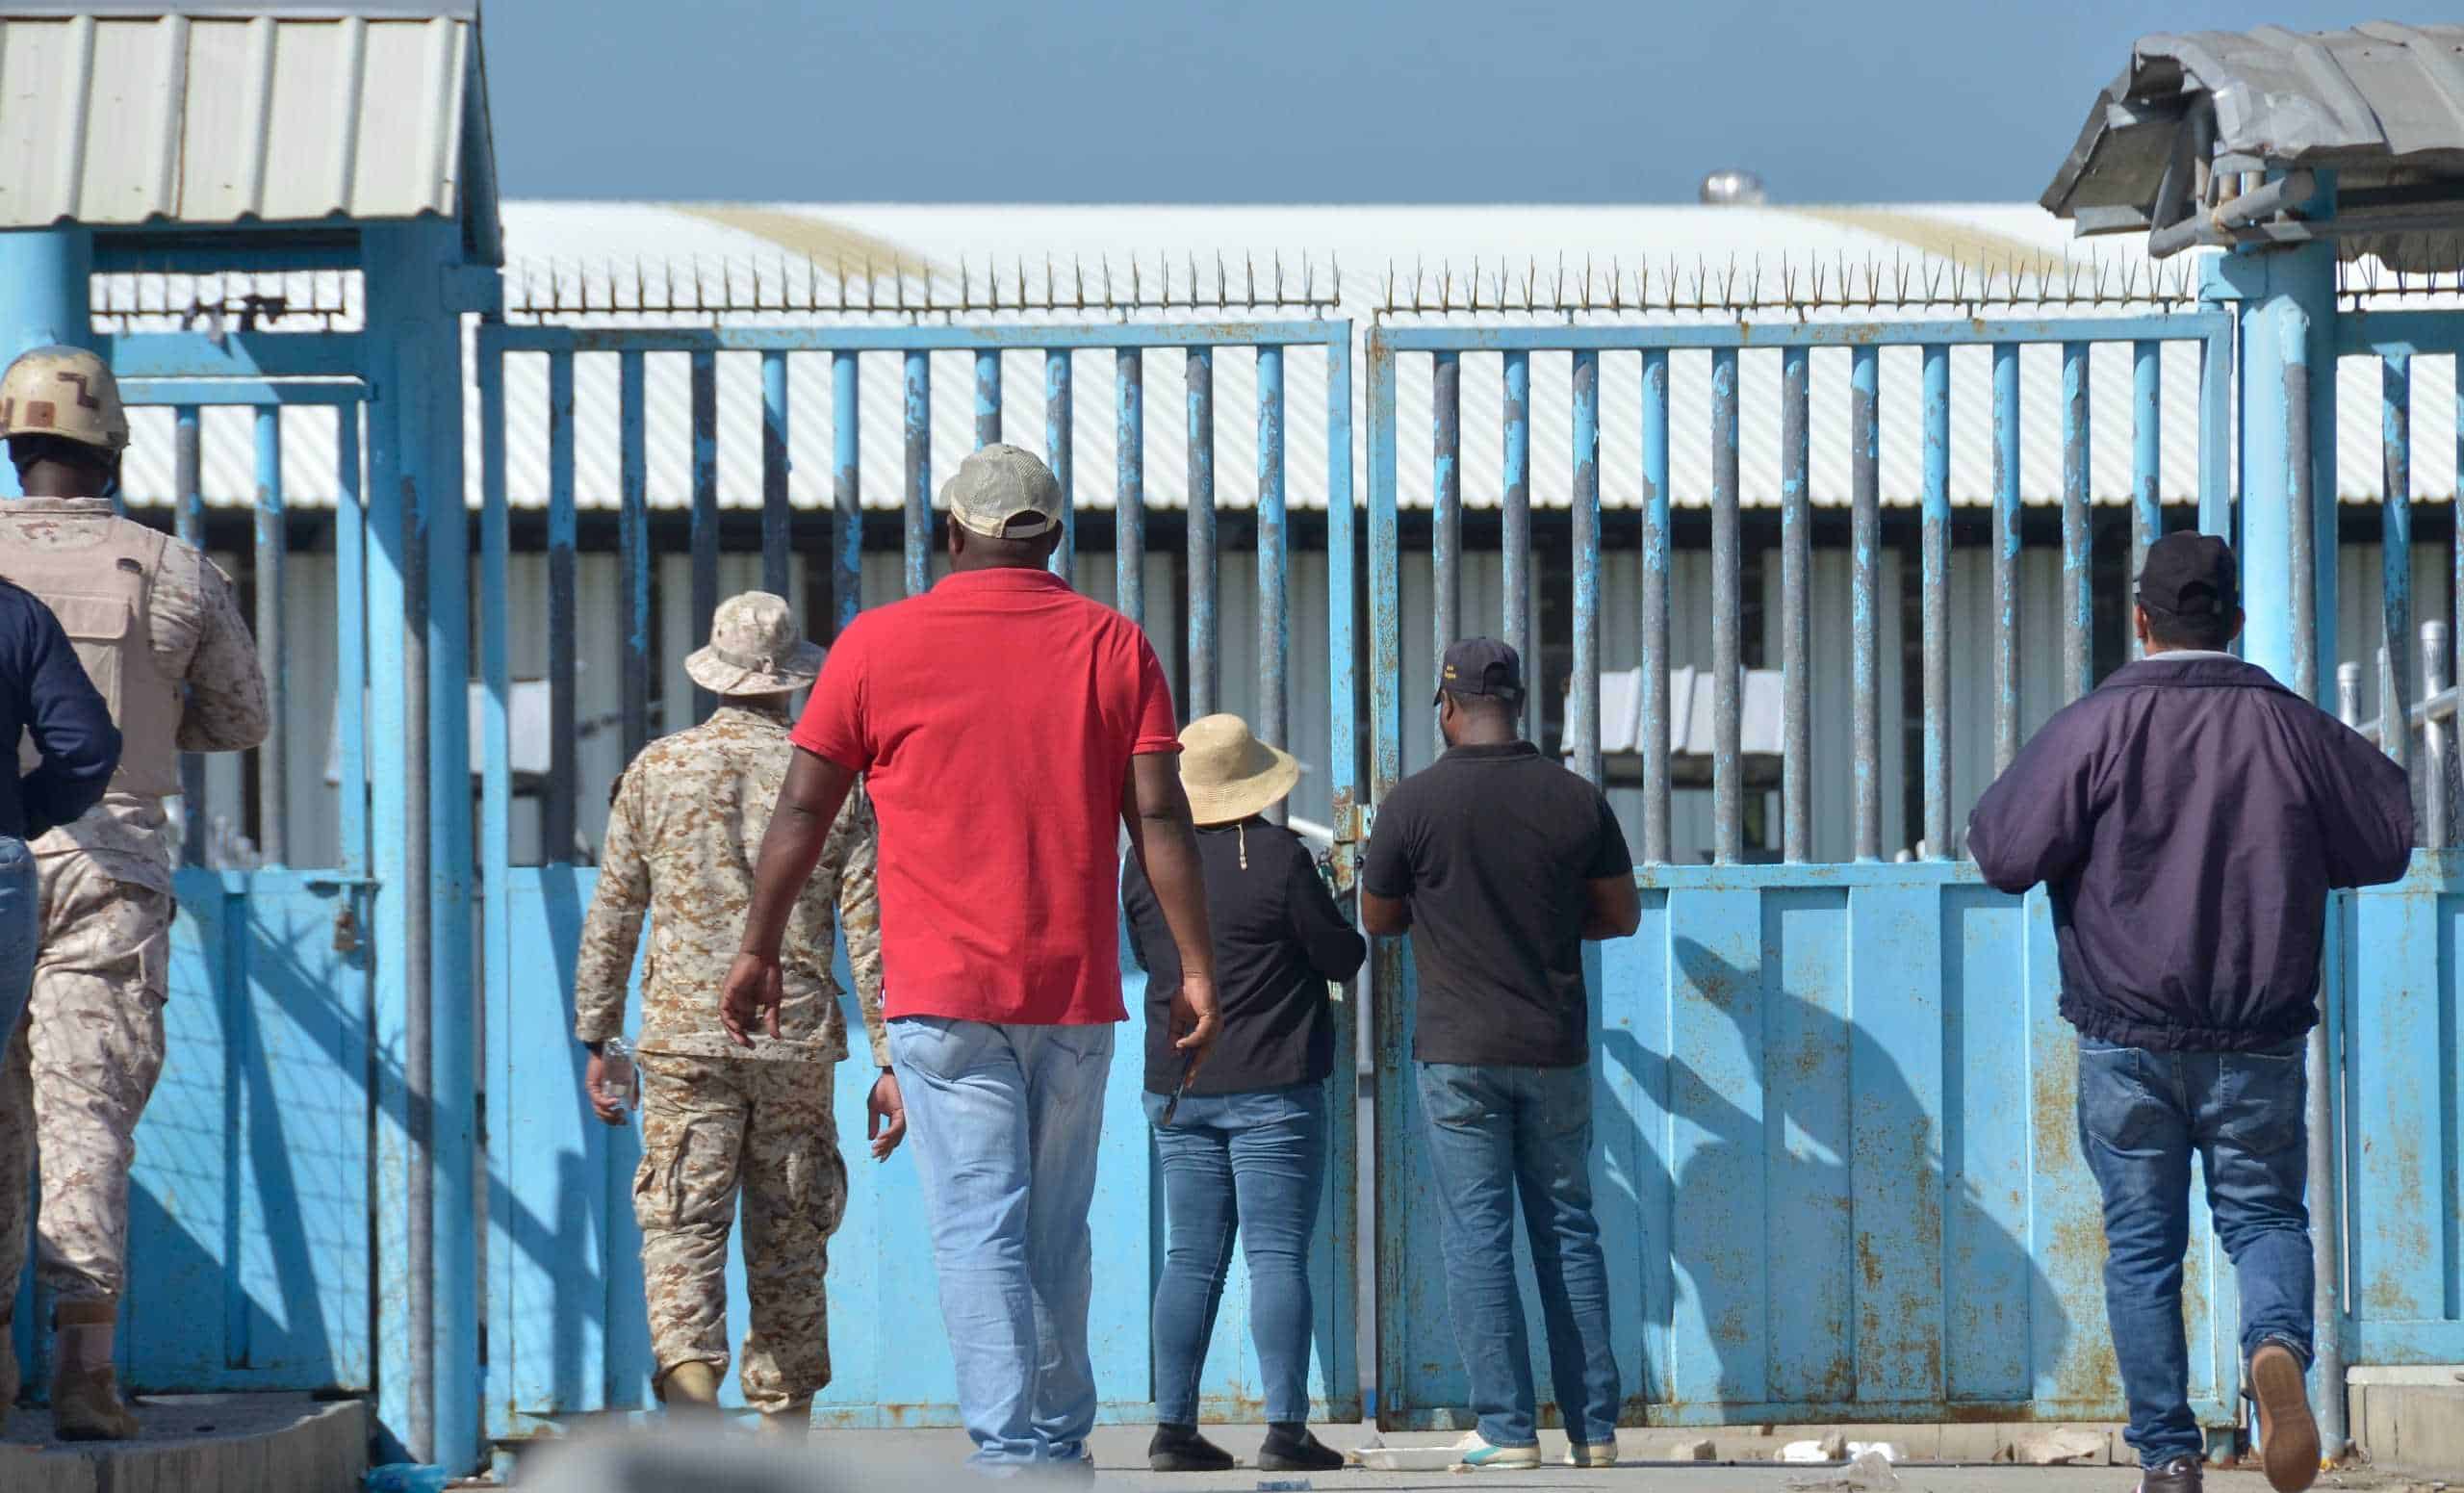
[0,838,34,1045]
[2076,1036,2313,1468]
[1415,1061,1620,1449]
[1143,1081,1325,1426]
[888,1017,1115,1472]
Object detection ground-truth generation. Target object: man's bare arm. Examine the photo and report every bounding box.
[1578,874,1642,940]
[1358,889,1411,937]
[722,750,858,1045]
[1121,753,1221,1068]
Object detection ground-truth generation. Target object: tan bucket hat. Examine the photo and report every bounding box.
[1178,714,1300,826]
[683,591,825,696]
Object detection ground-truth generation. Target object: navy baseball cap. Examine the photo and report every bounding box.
[1435,637,1525,707]
[2137,531,2239,618]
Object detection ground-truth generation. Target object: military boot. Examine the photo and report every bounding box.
[757,1400,811,1438]
[659,1360,723,1415]
[51,1300,141,1442]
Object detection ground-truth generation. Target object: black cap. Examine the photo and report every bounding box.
[1435,637,1525,707]
[2136,531,2240,618]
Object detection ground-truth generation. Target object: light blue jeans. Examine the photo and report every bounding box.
[888,1016,1115,1474]
[0,838,36,1046]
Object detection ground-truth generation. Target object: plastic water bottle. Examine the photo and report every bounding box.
[599,1035,636,1112]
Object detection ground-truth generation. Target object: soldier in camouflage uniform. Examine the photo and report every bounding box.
[0,347,270,1438]
[574,591,889,1435]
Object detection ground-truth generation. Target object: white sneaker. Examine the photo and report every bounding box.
[1453,1430,1542,1469]
[1564,1437,1620,1467]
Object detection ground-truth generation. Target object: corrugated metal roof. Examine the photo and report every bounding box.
[0,8,488,231]
[96,200,2464,514]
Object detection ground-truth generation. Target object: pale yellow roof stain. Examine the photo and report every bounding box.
[672,204,936,279]
[1784,207,2069,280]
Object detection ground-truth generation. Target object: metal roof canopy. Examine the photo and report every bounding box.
[2040,22,2464,268]
[0,0,500,261]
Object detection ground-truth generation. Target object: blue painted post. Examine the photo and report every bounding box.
[690,351,719,719]
[2062,343,2092,701]
[1707,348,1737,855]
[1256,346,1287,759]
[0,228,92,497]
[1779,348,1810,861]
[546,355,578,857]
[1640,349,1670,863]
[1993,344,2021,776]
[975,348,1002,449]
[1117,349,1144,626]
[1319,326,1357,1416]
[1431,351,1460,759]
[253,408,288,862]
[1573,349,1603,789]
[1364,329,1407,1419]
[176,407,207,864]
[475,352,512,1429]
[2199,326,2234,544]
[761,350,791,599]
[1502,351,1532,741]
[2380,353,2412,787]
[1046,351,1074,582]
[904,350,931,597]
[1187,347,1216,718]
[1921,344,1949,857]
[1851,346,1881,860]
[336,405,367,879]
[833,351,860,633]
[619,352,650,755]
[2133,342,2164,663]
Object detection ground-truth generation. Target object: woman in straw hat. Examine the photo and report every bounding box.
[1121,714,1366,1474]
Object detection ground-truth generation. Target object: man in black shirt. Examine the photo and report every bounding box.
[1361,638,1639,1470]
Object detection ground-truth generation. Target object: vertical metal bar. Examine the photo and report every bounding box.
[1431,349,1461,758]
[1187,346,1217,718]
[1256,345,1288,759]
[2063,343,2093,702]
[251,406,287,863]
[2339,662,2364,727]
[2424,622,2449,850]
[760,349,791,599]
[1318,326,1359,1416]
[1993,343,2021,775]
[1852,345,1881,861]
[832,350,860,633]
[2288,334,2317,702]
[1640,348,1670,863]
[619,349,650,759]
[2200,326,2234,542]
[689,349,720,720]
[1780,348,1810,862]
[546,352,577,862]
[2132,341,2164,662]
[335,403,366,879]
[1708,348,1739,860]
[175,405,206,866]
[1117,348,1144,626]
[1502,350,1532,739]
[1046,351,1074,581]
[392,314,435,1464]
[1367,327,1408,1434]
[1922,343,1950,859]
[974,347,1001,449]
[476,353,511,1336]
[2382,353,2413,786]
[1572,349,1604,788]
[904,349,931,598]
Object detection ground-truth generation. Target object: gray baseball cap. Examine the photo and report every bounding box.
[944,443,1065,540]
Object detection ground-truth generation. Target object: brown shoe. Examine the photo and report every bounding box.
[657,1360,723,1414]
[757,1401,811,1438]
[2249,1342,2321,1493]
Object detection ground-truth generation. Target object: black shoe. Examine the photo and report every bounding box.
[1259,1423,1345,1472]
[1148,1423,1235,1473]
[2140,1456,2204,1493]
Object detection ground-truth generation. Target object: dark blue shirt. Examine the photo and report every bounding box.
[0,579,118,842]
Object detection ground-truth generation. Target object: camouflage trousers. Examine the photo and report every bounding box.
[0,851,173,1305]
[634,1052,846,1412]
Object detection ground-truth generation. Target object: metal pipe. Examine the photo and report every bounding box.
[1432,351,1461,759]
[1257,346,1288,769]
[833,351,860,633]
[2063,343,2092,702]
[176,405,207,865]
[2148,169,2318,257]
[1709,348,1739,859]
[400,357,434,1465]
[1502,351,1532,741]
[760,350,791,600]
[1364,328,1408,1433]
[2424,622,2449,850]
[1641,349,1670,864]
[1573,349,1603,788]
[251,407,287,863]
[475,350,512,1439]
[1852,345,1880,861]
[2289,336,2316,701]
[546,354,577,861]
[1325,331,1356,896]
[975,348,1001,449]
[1780,348,1810,862]
[689,351,719,720]
[1921,343,1950,858]
[1993,344,2021,776]
[1117,348,1144,626]
[1046,351,1074,582]
[1187,347,1217,718]
[904,350,931,598]
[2200,327,2234,541]
[2133,342,2163,658]
[335,404,367,878]
[619,352,650,759]
[2381,354,2413,787]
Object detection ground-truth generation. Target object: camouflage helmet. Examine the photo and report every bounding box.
[0,346,130,455]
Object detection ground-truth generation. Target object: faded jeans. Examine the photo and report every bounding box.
[0,838,32,1046]
[1415,1061,1621,1450]
[1144,1081,1326,1426]
[2076,1036,2313,1468]
[888,1017,1114,1474]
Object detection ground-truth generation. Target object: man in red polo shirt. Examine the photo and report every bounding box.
[722,443,1219,1476]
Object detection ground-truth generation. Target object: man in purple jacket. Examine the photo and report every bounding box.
[1969,532,2412,1493]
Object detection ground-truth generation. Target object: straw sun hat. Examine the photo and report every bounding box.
[1177,714,1300,826]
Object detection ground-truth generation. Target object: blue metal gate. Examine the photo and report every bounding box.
[474,316,1359,1436]
[1363,309,2252,1428]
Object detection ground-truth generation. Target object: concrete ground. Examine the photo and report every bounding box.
[0,1394,366,1493]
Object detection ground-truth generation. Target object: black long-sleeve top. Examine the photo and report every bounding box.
[0,579,118,841]
[1124,817,1367,1094]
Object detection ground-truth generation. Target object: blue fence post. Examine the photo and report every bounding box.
[0,227,93,499]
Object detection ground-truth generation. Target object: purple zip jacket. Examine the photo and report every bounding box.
[1968,653,2414,1051]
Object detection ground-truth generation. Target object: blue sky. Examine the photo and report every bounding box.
[489,2,2447,204]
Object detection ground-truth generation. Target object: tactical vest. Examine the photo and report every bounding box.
[3,519,181,799]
